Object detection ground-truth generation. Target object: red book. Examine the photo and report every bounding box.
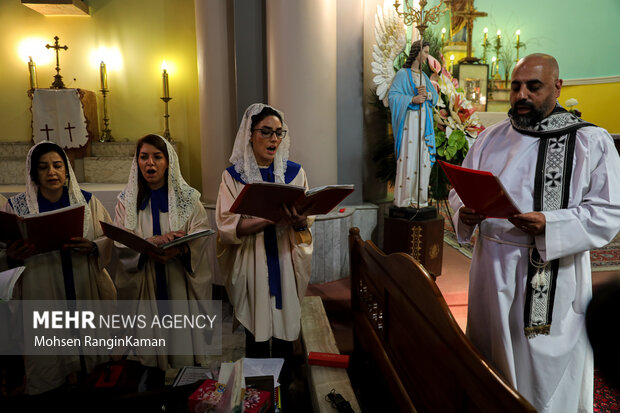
[188,379,271,413]
[308,352,350,369]
[438,161,521,219]
[0,205,84,254]
[229,182,354,223]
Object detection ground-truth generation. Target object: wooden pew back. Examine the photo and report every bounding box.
[349,227,536,413]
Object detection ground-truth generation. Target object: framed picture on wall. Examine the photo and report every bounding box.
[455,63,489,112]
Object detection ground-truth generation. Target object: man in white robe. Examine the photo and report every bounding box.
[449,54,620,413]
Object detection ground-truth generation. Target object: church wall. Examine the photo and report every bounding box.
[445,0,620,80]
[266,0,339,189]
[0,0,203,191]
[195,0,237,203]
[233,0,267,126]
[336,0,365,205]
[560,83,620,134]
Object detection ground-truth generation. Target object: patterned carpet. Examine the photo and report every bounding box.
[594,369,620,413]
[438,203,620,272]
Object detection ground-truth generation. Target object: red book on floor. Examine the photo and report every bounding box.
[308,352,350,369]
[438,161,521,219]
[188,379,271,413]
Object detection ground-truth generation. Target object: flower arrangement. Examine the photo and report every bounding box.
[427,54,485,199]
[565,98,582,117]
[369,26,485,200]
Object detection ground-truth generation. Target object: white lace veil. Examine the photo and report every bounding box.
[10,141,90,236]
[118,134,201,232]
[229,103,291,183]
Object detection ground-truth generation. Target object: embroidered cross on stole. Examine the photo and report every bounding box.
[510,105,595,338]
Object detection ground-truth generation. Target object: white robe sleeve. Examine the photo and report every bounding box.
[113,198,144,273]
[537,128,620,261]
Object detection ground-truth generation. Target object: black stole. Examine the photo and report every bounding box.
[509,105,594,337]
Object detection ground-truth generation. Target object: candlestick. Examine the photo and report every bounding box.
[515,29,523,62]
[100,61,108,90]
[99,88,114,142]
[482,27,489,64]
[494,30,502,73]
[28,56,37,90]
[161,61,170,99]
[161,97,172,141]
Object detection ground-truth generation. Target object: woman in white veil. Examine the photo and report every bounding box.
[216,103,314,405]
[114,134,212,373]
[1,141,115,395]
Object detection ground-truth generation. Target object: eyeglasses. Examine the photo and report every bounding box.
[252,127,287,140]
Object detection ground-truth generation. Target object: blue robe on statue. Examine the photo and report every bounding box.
[388,68,439,207]
[389,68,438,160]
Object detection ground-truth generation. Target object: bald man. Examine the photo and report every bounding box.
[449,54,620,413]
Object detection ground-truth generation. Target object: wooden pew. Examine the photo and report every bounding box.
[349,227,536,413]
[301,295,361,412]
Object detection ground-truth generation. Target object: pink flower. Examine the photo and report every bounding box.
[427,55,442,74]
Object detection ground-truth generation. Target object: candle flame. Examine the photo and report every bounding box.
[516,29,521,35]
[18,37,54,65]
[497,30,501,36]
[484,27,488,33]
[492,56,497,62]
[162,61,168,71]
[90,47,123,70]
[450,54,455,61]
[441,27,446,34]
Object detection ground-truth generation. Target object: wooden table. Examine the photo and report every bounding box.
[300,296,360,412]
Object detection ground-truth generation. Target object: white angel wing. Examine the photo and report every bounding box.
[371,2,407,106]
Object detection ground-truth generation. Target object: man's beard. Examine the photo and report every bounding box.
[510,99,553,128]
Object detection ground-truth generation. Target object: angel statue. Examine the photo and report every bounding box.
[388,40,439,208]
[372,5,439,209]
[371,3,407,107]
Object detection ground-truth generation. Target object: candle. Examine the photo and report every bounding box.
[497,29,501,41]
[450,54,455,73]
[162,61,170,98]
[99,61,108,90]
[441,27,446,43]
[491,56,497,76]
[483,27,488,46]
[28,56,37,89]
[516,29,521,44]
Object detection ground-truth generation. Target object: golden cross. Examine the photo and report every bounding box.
[45,36,68,88]
[453,0,487,62]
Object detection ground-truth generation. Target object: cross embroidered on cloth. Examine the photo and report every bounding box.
[32,89,88,149]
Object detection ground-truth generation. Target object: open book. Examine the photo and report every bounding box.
[0,205,85,253]
[0,266,26,301]
[100,221,215,255]
[229,182,354,222]
[172,365,214,387]
[438,161,521,219]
